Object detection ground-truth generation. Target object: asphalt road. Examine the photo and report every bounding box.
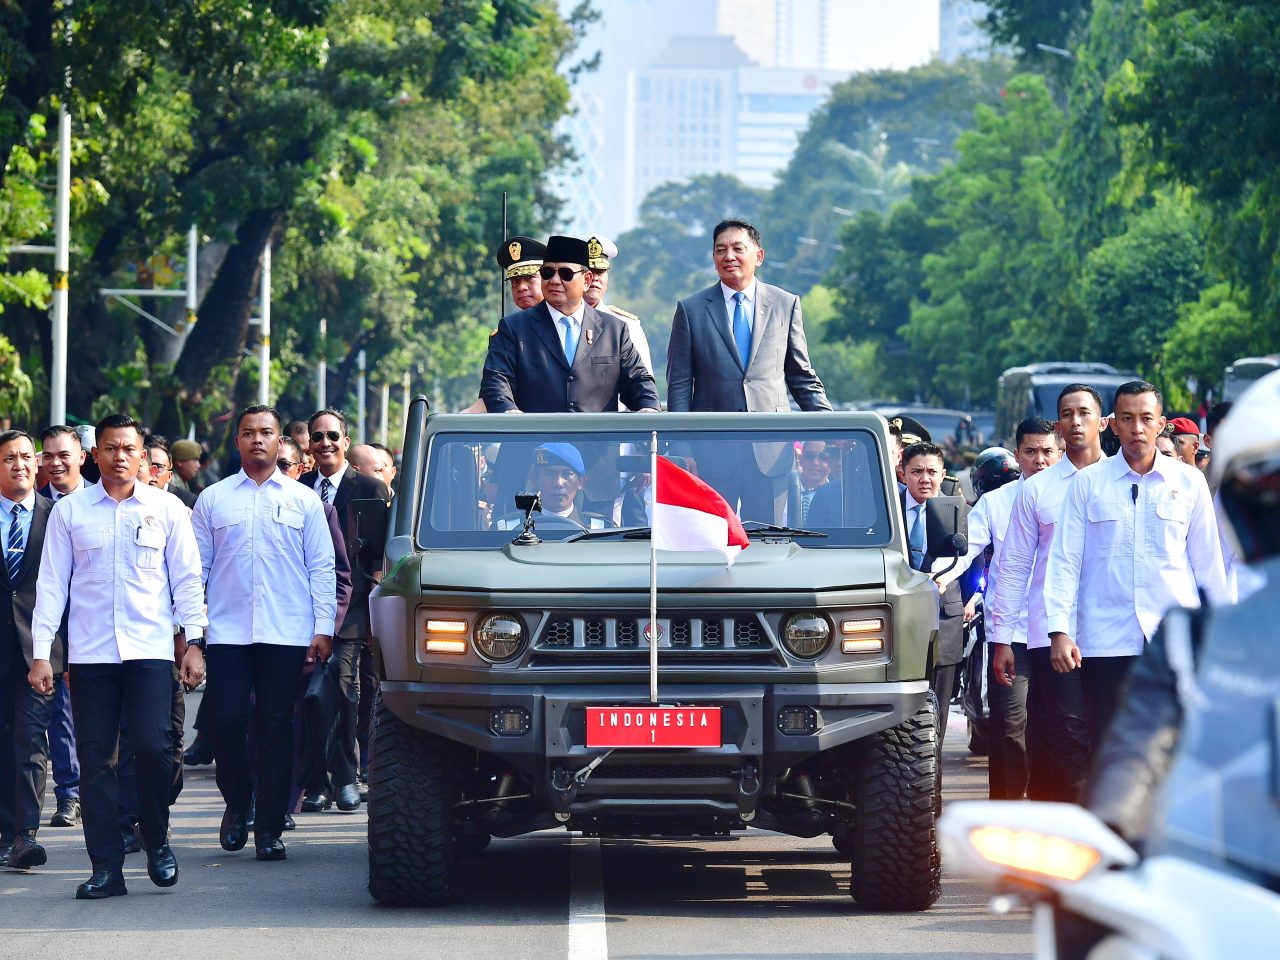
[0,704,1031,960]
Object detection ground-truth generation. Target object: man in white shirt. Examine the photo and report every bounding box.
[937,422,1060,798]
[30,414,207,899]
[988,385,1109,802]
[192,405,336,861]
[1045,380,1229,749]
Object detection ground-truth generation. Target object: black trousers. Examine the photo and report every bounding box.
[70,660,175,872]
[930,661,959,749]
[986,642,1031,800]
[206,643,307,839]
[316,637,362,792]
[1026,646,1089,803]
[0,669,58,838]
[1081,654,1138,753]
[117,666,186,830]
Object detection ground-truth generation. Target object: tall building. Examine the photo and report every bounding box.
[939,0,993,61]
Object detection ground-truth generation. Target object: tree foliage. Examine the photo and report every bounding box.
[1,0,578,434]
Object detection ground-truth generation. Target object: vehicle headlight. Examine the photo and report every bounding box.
[781,613,831,659]
[474,613,526,662]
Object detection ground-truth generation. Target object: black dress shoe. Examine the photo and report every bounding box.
[8,832,47,869]
[76,868,127,899]
[50,798,81,827]
[335,783,361,812]
[255,834,286,861]
[183,736,214,766]
[0,842,9,868]
[220,806,248,852]
[122,830,142,855]
[282,814,296,831]
[146,843,179,887]
[300,791,331,813]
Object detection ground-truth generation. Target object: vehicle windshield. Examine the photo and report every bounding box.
[417,428,893,550]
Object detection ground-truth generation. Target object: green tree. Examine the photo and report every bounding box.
[1162,283,1261,408]
[763,56,1016,291]
[899,74,1070,406]
[1112,0,1280,326]
[1078,196,1204,384]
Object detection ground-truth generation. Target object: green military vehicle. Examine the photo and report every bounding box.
[359,402,964,911]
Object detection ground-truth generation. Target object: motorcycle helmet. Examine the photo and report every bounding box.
[970,447,1019,499]
[1210,370,1280,564]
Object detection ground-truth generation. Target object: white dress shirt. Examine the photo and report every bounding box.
[32,481,207,663]
[720,279,758,337]
[546,300,588,361]
[46,478,85,501]
[314,462,348,500]
[936,478,1027,644]
[192,470,337,647]
[988,455,1090,650]
[1044,451,1228,657]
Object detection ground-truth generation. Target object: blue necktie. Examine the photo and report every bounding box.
[908,503,925,570]
[6,504,26,583]
[561,316,579,365]
[731,292,751,368]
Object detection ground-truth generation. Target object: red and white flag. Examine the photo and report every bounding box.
[652,455,749,566]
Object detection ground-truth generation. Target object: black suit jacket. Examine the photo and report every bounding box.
[480,302,659,413]
[1,495,68,676]
[901,491,964,668]
[167,484,198,508]
[299,467,389,637]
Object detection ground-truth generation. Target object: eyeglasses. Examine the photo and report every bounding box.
[277,459,298,471]
[539,266,586,282]
[147,461,167,472]
[310,430,342,444]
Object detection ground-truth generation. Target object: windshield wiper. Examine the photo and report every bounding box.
[563,526,653,542]
[740,521,827,539]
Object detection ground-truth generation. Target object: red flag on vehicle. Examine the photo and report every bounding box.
[651,455,749,566]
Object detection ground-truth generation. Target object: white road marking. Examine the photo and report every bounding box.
[568,836,609,960]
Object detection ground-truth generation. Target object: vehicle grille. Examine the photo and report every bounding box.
[532,613,776,657]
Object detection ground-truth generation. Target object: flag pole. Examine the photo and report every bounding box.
[649,430,659,703]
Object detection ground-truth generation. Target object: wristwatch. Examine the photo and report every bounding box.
[187,635,207,652]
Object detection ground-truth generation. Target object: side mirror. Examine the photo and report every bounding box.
[347,498,389,581]
[925,496,969,558]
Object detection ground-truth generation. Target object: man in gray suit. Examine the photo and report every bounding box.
[666,218,831,521]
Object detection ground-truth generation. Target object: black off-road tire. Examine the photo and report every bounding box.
[848,692,942,912]
[367,698,456,906]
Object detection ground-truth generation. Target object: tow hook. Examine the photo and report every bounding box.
[737,761,761,817]
[552,750,614,805]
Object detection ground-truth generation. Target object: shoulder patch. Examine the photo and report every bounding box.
[606,305,639,322]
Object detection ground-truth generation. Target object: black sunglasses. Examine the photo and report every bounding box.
[310,430,342,444]
[277,459,298,470]
[539,266,586,282]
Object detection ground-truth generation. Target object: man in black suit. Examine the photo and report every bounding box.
[480,235,659,414]
[35,425,84,829]
[901,441,965,747]
[0,430,68,869]
[299,409,389,813]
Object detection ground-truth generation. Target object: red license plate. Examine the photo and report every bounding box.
[586,706,721,748]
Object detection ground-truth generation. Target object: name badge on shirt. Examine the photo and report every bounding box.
[275,502,304,529]
[135,523,165,548]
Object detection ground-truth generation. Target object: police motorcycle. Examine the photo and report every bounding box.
[941,373,1280,959]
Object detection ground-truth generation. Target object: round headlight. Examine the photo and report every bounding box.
[782,614,831,659]
[475,614,526,662]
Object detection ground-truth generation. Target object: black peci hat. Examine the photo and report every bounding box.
[544,235,590,267]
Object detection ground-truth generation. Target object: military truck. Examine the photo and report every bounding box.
[358,402,965,911]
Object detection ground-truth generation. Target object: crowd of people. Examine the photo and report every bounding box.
[0,407,394,898]
[2,212,1269,903]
